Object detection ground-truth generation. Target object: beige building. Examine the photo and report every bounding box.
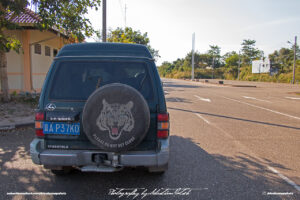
[2,8,70,93]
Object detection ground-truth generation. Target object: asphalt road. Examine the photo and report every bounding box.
[0,78,300,200]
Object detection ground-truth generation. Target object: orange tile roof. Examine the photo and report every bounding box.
[5,8,68,37]
[5,8,41,24]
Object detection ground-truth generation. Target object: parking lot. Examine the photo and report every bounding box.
[1,79,300,199]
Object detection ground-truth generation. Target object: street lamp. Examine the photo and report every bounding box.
[238,51,241,80]
[288,36,297,84]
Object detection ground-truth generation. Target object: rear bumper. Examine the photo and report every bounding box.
[30,138,169,168]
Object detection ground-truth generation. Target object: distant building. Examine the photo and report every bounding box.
[2,8,70,93]
[252,59,271,74]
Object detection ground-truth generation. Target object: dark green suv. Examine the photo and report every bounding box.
[30,43,169,174]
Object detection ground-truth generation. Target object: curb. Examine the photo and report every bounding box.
[182,79,257,88]
[230,85,257,88]
[0,121,35,131]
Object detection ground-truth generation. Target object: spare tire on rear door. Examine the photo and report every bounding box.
[82,83,150,152]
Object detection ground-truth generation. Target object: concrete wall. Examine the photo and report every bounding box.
[30,30,62,91]
[3,29,67,93]
[3,30,24,92]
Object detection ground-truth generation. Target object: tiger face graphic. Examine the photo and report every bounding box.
[96,99,135,140]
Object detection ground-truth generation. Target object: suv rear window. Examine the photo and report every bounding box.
[49,61,154,101]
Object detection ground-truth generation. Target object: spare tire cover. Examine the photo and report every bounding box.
[82,83,150,152]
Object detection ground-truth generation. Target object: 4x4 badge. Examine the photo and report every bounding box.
[46,103,56,111]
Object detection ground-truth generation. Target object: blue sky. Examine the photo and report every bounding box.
[87,0,300,65]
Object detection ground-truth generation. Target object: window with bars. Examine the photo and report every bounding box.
[45,46,51,56]
[34,44,41,55]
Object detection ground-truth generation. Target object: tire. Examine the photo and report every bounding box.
[82,83,150,152]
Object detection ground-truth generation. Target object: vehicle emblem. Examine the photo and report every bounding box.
[46,103,56,111]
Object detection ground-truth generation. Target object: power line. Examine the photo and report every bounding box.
[125,4,127,28]
[118,0,127,28]
[118,0,124,17]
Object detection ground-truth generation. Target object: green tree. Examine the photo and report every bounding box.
[181,51,203,71]
[269,48,294,73]
[224,51,239,67]
[158,61,172,77]
[207,45,222,68]
[198,53,212,68]
[223,51,239,79]
[107,27,160,60]
[241,39,262,64]
[0,0,101,102]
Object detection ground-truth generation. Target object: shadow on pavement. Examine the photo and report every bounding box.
[168,107,300,131]
[166,97,192,103]
[163,82,201,89]
[0,128,297,200]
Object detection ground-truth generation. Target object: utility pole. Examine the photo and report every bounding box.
[102,0,107,42]
[238,51,241,80]
[191,33,195,80]
[292,36,297,84]
[212,57,214,79]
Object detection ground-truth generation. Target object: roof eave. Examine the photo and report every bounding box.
[16,23,69,38]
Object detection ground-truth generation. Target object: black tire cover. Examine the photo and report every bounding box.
[82,83,150,152]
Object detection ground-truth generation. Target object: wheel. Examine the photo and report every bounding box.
[82,83,150,152]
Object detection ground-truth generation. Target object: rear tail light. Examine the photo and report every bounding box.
[157,122,169,129]
[158,113,169,121]
[35,112,45,137]
[157,130,169,138]
[35,121,43,129]
[35,112,44,121]
[35,129,44,137]
[157,113,169,139]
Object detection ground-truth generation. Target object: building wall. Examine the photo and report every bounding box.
[3,30,24,92]
[3,29,68,93]
[30,30,62,91]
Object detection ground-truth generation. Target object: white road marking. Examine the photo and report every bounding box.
[194,95,211,102]
[204,114,300,192]
[195,113,211,124]
[285,97,300,100]
[175,98,181,102]
[208,119,300,192]
[243,96,271,103]
[190,101,300,192]
[268,166,300,192]
[222,96,300,120]
[191,95,300,192]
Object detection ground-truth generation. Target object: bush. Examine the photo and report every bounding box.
[172,71,191,79]
[159,62,300,84]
